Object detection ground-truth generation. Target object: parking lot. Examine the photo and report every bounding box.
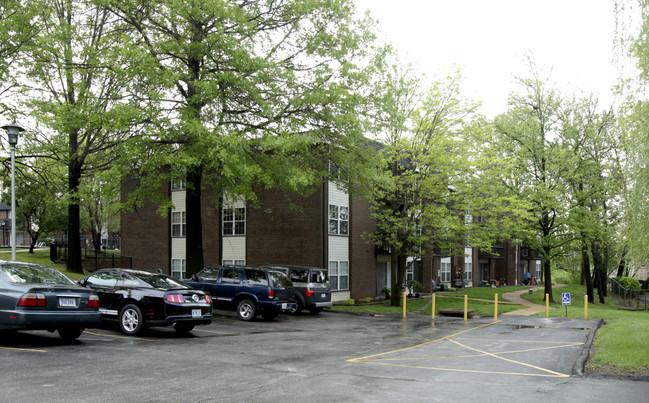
[1,311,647,402]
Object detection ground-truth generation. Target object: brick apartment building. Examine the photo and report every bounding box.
[121,177,543,301]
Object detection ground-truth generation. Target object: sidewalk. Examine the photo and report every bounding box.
[501,285,562,316]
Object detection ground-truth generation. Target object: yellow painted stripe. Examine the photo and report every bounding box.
[347,320,501,363]
[356,360,569,378]
[448,338,569,377]
[0,346,47,353]
[83,331,156,342]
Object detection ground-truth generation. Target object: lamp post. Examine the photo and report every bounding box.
[2,123,24,260]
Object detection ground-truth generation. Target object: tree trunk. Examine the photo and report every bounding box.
[581,239,594,304]
[543,246,554,303]
[67,159,83,274]
[591,239,606,304]
[390,248,407,307]
[616,249,626,278]
[185,165,204,277]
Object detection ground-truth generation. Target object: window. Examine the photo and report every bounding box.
[244,269,268,287]
[171,211,186,237]
[220,268,240,284]
[222,259,246,265]
[441,259,451,283]
[536,260,542,280]
[171,180,186,191]
[171,259,185,279]
[464,248,473,284]
[223,207,246,236]
[328,204,349,235]
[329,261,349,290]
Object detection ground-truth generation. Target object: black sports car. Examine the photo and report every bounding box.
[79,268,212,336]
[0,260,102,341]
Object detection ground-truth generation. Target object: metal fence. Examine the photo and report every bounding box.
[608,278,648,311]
[50,237,132,272]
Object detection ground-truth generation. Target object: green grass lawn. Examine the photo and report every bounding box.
[1,248,87,280]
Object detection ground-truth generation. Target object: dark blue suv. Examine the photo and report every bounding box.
[184,266,296,321]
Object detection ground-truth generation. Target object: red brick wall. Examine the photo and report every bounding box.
[120,178,171,273]
[350,195,377,299]
[246,187,326,267]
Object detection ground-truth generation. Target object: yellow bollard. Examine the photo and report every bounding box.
[432,293,436,320]
[494,293,498,320]
[545,293,550,317]
[464,295,468,322]
[584,295,588,319]
[403,291,406,318]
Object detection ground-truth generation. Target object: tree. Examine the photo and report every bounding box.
[559,95,622,304]
[494,62,569,303]
[15,0,139,272]
[368,65,530,306]
[0,0,39,116]
[103,0,380,276]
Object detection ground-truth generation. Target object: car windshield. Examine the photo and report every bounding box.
[310,269,328,284]
[1,263,75,285]
[197,267,220,281]
[267,270,292,287]
[129,271,188,289]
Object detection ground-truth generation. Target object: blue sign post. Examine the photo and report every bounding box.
[562,293,571,317]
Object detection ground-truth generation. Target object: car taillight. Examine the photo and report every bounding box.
[204,294,212,304]
[166,294,185,303]
[18,293,46,307]
[268,288,274,298]
[88,293,100,308]
[305,287,314,297]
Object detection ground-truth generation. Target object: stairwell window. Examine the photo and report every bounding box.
[171,211,186,237]
[441,258,451,283]
[328,204,349,235]
[171,259,186,279]
[329,261,349,290]
[223,207,246,236]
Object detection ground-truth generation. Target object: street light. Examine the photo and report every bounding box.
[1,122,24,260]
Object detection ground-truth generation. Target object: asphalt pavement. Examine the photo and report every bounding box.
[0,311,646,402]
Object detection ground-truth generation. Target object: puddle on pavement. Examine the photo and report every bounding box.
[510,325,541,329]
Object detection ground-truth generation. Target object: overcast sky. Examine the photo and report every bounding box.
[354,0,621,117]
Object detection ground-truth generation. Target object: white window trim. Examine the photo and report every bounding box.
[328,204,349,236]
[329,260,349,291]
[171,258,186,279]
[171,211,186,237]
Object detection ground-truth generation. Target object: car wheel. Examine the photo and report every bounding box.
[288,299,303,315]
[173,323,195,334]
[57,328,83,341]
[237,299,257,321]
[119,304,144,335]
[308,307,323,315]
[262,311,278,321]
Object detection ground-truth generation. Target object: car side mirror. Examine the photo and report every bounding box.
[192,274,199,281]
[77,279,87,287]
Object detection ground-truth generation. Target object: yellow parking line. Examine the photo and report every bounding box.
[0,346,47,353]
[194,329,240,336]
[83,330,156,342]
[448,338,569,377]
[356,361,569,378]
[348,320,576,378]
[348,321,501,363]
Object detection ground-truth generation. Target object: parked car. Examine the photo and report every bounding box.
[184,266,296,321]
[260,265,331,314]
[0,260,102,341]
[78,268,212,336]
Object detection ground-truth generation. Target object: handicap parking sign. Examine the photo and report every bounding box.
[562,292,571,306]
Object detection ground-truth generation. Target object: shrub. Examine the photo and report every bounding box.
[343,298,355,305]
[362,297,372,303]
[617,277,641,290]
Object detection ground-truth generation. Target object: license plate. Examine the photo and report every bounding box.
[281,303,288,309]
[59,297,77,307]
[192,309,201,318]
[321,294,326,298]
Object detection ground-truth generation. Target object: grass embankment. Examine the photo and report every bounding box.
[328,286,530,317]
[522,284,649,375]
[1,248,87,280]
